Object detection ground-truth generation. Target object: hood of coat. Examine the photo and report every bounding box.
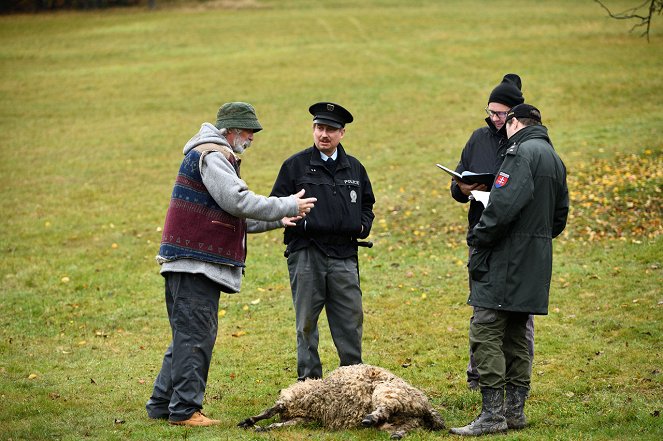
[508,124,552,148]
[183,123,233,155]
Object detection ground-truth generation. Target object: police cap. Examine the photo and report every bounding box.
[506,103,542,123]
[309,102,354,128]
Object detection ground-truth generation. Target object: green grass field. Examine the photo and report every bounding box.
[1,1,661,439]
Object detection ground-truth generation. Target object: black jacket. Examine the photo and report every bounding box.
[270,144,375,258]
[450,118,508,244]
[467,125,569,314]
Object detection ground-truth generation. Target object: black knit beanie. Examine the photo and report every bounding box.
[488,74,524,107]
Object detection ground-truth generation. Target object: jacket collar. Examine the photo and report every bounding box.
[484,117,508,138]
[508,124,551,147]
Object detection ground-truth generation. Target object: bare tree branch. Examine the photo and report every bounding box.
[595,0,663,42]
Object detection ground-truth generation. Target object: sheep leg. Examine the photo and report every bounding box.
[362,383,404,426]
[424,407,446,430]
[361,406,388,427]
[257,417,308,431]
[237,403,285,428]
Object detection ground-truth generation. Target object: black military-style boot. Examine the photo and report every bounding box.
[449,387,508,436]
[504,384,528,430]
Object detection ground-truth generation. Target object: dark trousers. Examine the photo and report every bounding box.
[469,307,532,390]
[466,246,534,383]
[145,272,220,421]
[467,311,534,383]
[287,246,363,381]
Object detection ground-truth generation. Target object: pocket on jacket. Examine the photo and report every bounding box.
[472,307,497,324]
[468,247,491,282]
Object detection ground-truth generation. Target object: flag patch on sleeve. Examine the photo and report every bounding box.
[494,172,510,188]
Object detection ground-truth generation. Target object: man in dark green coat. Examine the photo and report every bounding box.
[450,104,569,436]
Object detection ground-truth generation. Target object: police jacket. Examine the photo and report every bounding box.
[450,118,509,244]
[270,144,375,258]
[467,125,569,315]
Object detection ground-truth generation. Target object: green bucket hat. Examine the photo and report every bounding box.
[215,102,263,132]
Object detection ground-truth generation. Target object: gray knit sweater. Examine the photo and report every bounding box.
[158,123,298,293]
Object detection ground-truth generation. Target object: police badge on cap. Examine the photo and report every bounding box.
[309,102,354,128]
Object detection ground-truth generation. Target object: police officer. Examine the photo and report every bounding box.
[450,104,569,436]
[270,102,375,381]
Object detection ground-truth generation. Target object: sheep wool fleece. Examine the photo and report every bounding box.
[239,364,445,439]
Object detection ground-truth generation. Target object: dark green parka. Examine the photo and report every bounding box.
[467,125,569,315]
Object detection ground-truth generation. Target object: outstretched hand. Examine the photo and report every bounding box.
[282,215,302,227]
[293,189,316,217]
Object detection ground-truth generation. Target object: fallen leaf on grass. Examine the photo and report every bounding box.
[231,331,246,337]
[567,151,663,242]
[250,299,261,305]
[28,373,38,380]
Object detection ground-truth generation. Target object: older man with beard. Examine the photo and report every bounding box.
[146,102,316,426]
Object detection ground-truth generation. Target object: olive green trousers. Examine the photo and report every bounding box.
[469,307,532,390]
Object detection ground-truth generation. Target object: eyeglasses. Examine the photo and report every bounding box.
[485,107,510,119]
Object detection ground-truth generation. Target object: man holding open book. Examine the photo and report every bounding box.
[450,104,569,436]
[448,74,535,392]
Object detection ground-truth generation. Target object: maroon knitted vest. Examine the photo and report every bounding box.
[159,144,247,267]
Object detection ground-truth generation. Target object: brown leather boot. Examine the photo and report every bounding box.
[169,411,220,427]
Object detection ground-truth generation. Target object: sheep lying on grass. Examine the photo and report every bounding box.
[238,364,445,439]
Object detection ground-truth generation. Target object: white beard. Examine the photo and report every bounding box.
[231,135,251,154]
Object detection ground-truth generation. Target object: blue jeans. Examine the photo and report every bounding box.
[145,272,220,421]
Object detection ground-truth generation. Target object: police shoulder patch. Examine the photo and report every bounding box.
[494,171,510,188]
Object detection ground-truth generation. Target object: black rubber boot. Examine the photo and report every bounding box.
[504,384,528,430]
[449,387,508,436]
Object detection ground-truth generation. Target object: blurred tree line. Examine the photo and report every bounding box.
[0,0,156,12]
